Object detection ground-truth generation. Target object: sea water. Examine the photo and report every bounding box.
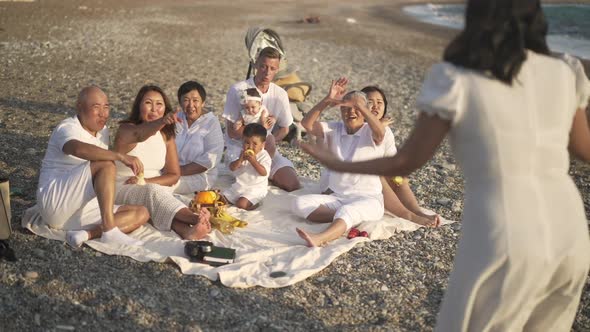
[403,3,590,60]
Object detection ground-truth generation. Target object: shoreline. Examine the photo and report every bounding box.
[387,0,590,74]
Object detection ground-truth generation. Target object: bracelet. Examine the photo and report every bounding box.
[391,176,407,186]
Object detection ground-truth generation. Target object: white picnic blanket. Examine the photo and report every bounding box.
[22,167,455,288]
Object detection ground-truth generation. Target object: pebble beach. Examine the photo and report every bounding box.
[1,0,589,330]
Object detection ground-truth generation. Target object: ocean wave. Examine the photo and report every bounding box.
[403,4,590,60]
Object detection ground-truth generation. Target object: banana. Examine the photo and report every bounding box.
[136,172,146,185]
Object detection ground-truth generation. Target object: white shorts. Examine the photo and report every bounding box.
[269,152,294,179]
[222,185,267,206]
[291,193,384,229]
[37,162,118,230]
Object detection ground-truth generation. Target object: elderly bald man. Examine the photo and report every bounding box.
[37,86,149,247]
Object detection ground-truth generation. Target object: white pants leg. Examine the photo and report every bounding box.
[37,162,107,230]
[333,195,384,229]
[292,194,384,229]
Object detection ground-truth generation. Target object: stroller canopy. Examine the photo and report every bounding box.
[245,27,286,65]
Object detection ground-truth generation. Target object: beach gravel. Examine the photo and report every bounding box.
[1,0,589,331]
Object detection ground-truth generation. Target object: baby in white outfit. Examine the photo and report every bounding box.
[233,88,269,130]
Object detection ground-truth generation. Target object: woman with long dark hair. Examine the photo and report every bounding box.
[302,0,590,330]
[114,85,212,240]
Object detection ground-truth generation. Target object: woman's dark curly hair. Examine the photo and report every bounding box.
[443,0,550,85]
[122,85,176,139]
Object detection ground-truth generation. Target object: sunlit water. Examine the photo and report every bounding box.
[404,3,590,60]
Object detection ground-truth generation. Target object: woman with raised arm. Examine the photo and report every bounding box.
[302,0,590,330]
[114,85,211,240]
[293,78,398,247]
[363,85,440,227]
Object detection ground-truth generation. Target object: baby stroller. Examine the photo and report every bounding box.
[244,26,313,142]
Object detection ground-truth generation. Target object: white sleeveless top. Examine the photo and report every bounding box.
[116,131,167,187]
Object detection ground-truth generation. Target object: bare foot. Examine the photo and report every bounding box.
[296,227,320,247]
[411,213,441,228]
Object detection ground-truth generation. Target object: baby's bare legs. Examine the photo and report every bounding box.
[235,197,256,210]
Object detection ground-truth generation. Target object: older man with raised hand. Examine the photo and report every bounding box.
[37,86,149,247]
[223,46,301,192]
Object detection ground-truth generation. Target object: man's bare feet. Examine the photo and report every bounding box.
[296,227,321,247]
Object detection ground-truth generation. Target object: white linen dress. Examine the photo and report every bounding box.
[115,132,185,231]
[417,51,590,331]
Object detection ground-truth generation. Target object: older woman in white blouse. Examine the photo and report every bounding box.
[293,78,397,246]
[173,81,224,195]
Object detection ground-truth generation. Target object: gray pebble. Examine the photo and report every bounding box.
[436,198,451,206]
[209,288,221,299]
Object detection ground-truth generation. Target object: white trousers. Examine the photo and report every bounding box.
[37,162,117,230]
[291,193,384,229]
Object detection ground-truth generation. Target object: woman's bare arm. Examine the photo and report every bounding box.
[115,111,178,153]
[302,112,451,176]
[569,107,590,163]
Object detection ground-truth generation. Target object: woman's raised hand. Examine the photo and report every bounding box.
[161,108,182,125]
[326,77,349,106]
[380,116,394,127]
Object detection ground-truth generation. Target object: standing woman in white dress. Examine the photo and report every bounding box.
[114,85,212,240]
[173,81,224,195]
[302,0,590,330]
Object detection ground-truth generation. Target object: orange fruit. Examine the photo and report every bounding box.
[196,191,218,205]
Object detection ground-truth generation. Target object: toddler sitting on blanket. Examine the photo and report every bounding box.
[223,123,272,210]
